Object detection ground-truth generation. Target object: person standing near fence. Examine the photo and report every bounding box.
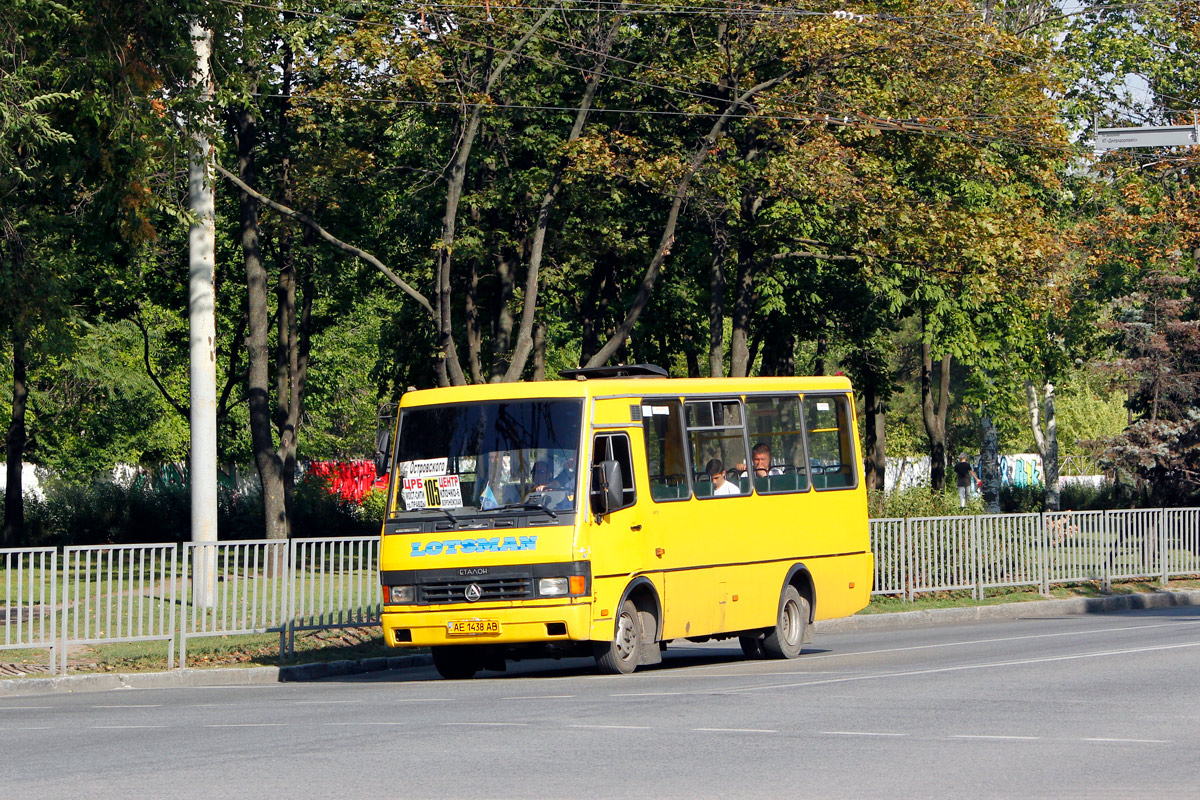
[954,454,978,508]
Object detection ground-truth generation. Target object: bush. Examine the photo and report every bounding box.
[24,481,192,546]
[999,484,1045,514]
[17,471,382,547]
[868,486,985,518]
[290,472,379,539]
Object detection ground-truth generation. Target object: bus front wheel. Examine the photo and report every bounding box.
[431,646,480,680]
[762,585,807,659]
[594,598,643,674]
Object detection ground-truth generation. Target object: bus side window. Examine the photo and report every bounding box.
[643,400,691,502]
[685,399,750,498]
[805,395,858,490]
[744,395,809,494]
[593,433,637,510]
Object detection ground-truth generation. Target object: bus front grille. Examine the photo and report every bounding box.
[419,577,532,604]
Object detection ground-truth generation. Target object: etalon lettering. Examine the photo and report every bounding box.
[410,536,538,557]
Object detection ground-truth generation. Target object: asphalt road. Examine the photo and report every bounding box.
[4,606,1199,799]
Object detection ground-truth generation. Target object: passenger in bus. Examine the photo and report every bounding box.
[706,458,741,496]
[553,457,577,491]
[737,442,784,478]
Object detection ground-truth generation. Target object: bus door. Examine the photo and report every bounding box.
[586,429,659,596]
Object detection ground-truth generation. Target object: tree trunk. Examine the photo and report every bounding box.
[236,106,288,541]
[980,410,1001,513]
[708,212,728,377]
[3,332,27,547]
[921,336,951,493]
[531,320,546,381]
[814,333,828,376]
[1026,380,1060,511]
[728,195,763,377]
[466,257,484,383]
[862,383,887,494]
[759,324,794,377]
[489,249,516,382]
[578,255,616,367]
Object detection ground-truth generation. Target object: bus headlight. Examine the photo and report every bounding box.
[538,576,586,597]
[387,585,415,604]
[539,578,569,596]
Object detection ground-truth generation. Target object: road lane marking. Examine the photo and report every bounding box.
[1084,737,1170,744]
[714,640,1200,694]
[392,698,453,703]
[824,731,908,737]
[569,724,653,730]
[2,726,56,730]
[953,734,1040,741]
[806,618,1200,661]
[91,704,161,709]
[324,722,409,726]
[292,700,364,705]
[693,727,777,734]
[0,706,51,710]
[609,692,687,697]
[91,725,168,730]
[442,722,530,727]
[205,723,287,728]
[647,618,1200,677]
[503,695,576,700]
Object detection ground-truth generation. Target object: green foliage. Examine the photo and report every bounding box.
[868,487,985,519]
[22,473,380,546]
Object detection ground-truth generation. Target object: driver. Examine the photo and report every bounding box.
[531,460,557,491]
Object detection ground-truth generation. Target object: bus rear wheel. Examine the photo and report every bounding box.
[762,585,807,659]
[431,646,480,680]
[594,598,643,674]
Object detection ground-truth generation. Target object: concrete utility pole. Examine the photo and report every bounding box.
[188,22,218,607]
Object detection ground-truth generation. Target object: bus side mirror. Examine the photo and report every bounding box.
[590,460,623,516]
[373,429,391,478]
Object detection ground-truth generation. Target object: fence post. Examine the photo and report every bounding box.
[903,517,913,603]
[973,514,982,601]
[1159,507,1169,586]
[284,537,297,662]
[1102,510,1112,593]
[1038,512,1049,595]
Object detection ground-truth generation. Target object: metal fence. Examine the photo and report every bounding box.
[1,547,57,673]
[4,510,1200,674]
[870,508,1200,601]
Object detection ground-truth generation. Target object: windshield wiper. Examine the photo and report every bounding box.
[494,502,558,519]
[418,507,460,524]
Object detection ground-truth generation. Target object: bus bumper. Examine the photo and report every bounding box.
[382,601,593,648]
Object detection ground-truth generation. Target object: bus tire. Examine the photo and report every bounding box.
[594,598,643,674]
[763,586,807,659]
[431,646,480,680]
[739,634,766,659]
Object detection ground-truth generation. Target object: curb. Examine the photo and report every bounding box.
[4,590,1198,697]
[813,589,1200,633]
[0,654,432,698]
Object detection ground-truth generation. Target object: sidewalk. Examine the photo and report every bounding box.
[4,589,1199,697]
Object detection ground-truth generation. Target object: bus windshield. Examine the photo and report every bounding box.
[390,399,583,519]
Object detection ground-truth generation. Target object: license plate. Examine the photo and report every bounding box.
[447,619,500,636]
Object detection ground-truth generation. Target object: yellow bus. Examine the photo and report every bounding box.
[378,364,873,678]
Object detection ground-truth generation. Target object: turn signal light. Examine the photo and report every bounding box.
[569,575,586,595]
